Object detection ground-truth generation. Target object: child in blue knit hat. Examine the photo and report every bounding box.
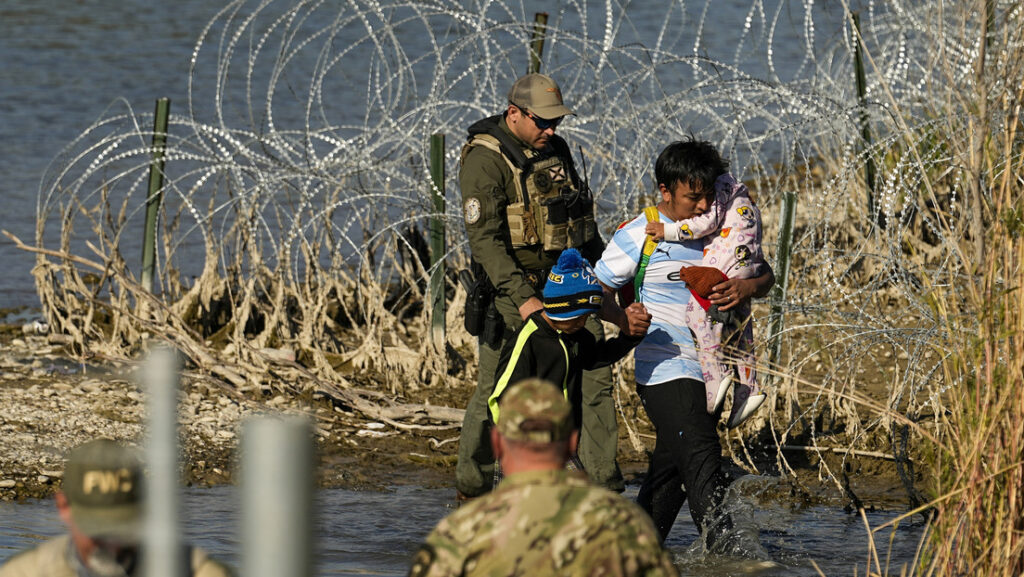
[485,248,647,485]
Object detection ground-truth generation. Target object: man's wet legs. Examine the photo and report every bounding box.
[636,425,688,540]
[636,378,732,544]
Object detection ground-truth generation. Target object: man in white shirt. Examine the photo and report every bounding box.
[594,138,774,550]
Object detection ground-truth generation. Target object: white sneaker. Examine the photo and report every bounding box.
[710,374,732,414]
[727,393,765,428]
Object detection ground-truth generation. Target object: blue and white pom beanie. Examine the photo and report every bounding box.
[543,248,603,320]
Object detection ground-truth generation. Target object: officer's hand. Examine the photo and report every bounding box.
[622,302,651,337]
[518,297,544,321]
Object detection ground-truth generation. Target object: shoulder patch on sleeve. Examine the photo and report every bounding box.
[464,197,482,225]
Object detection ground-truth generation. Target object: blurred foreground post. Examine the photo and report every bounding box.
[143,345,185,577]
[142,97,171,293]
[429,133,447,348]
[242,415,314,577]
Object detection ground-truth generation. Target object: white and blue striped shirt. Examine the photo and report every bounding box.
[595,210,704,386]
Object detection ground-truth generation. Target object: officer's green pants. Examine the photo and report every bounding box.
[455,315,625,497]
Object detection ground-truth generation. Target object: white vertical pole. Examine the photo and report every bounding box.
[241,415,314,577]
[143,345,185,577]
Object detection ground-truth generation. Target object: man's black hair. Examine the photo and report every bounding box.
[654,136,729,195]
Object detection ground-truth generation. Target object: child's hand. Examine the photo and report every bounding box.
[645,222,665,241]
[622,302,652,337]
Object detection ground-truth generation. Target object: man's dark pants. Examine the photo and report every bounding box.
[636,377,733,546]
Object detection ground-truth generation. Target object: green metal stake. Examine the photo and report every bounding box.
[851,12,879,227]
[766,190,796,390]
[141,98,170,293]
[528,12,549,74]
[429,133,447,348]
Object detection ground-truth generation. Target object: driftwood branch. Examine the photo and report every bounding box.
[781,445,904,462]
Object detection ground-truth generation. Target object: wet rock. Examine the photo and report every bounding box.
[77,381,102,394]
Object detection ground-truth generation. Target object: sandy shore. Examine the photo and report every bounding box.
[0,324,468,501]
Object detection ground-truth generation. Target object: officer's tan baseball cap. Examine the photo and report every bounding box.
[507,73,574,120]
[496,378,573,443]
[63,438,143,540]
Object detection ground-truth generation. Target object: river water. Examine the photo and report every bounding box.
[0,483,924,576]
[0,0,861,310]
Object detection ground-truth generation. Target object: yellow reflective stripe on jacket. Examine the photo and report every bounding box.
[488,319,569,423]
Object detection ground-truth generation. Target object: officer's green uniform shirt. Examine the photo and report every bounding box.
[460,116,605,320]
[410,469,677,577]
[456,114,623,499]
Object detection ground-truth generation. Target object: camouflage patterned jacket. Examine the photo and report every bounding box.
[408,469,678,577]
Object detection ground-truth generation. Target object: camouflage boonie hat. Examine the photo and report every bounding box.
[63,438,143,540]
[507,73,574,119]
[496,378,573,443]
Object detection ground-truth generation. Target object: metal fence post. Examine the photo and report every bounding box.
[141,97,170,293]
[851,13,879,227]
[528,12,549,74]
[766,191,796,390]
[429,134,447,348]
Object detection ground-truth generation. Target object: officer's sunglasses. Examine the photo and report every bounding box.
[514,105,562,131]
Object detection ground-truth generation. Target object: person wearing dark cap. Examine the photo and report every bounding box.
[456,72,651,499]
[409,378,678,577]
[0,438,233,577]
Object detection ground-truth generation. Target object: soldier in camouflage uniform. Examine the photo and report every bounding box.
[456,73,650,498]
[0,439,234,577]
[410,378,678,577]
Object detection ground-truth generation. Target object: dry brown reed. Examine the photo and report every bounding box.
[919,2,1024,571]
[787,1,1024,574]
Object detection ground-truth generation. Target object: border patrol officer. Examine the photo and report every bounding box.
[410,378,678,577]
[456,73,649,498]
[0,439,234,577]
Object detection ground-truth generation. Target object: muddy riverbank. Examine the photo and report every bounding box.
[0,318,923,513]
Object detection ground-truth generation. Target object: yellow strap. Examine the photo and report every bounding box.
[642,206,660,256]
[632,206,661,302]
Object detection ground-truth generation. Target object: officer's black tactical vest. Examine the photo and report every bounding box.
[461,115,596,251]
